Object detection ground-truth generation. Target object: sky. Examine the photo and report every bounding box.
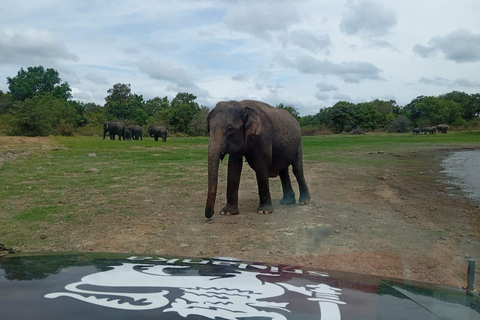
[0,0,479,115]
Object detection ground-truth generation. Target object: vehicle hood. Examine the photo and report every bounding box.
[0,252,478,320]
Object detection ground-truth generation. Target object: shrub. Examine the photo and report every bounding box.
[386,116,410,133]
[76,124,102,136]
[350,127,366,135]
[57,122,75,136]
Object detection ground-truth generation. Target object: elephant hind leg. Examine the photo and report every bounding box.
[292,151,311,205]
[279,168,296,205]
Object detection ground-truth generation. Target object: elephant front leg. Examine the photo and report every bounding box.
[221,153,243,215]
[254,166,273,214]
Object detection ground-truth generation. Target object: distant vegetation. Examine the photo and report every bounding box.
[1,65,479,137]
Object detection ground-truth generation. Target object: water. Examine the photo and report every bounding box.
[441,149,480,203]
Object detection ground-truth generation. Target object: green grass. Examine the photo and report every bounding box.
[0,132,479,247]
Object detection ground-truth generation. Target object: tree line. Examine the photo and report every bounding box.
[0,66,479,137]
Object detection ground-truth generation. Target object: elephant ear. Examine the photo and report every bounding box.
[244,107,262,142]
[206,109,214,135]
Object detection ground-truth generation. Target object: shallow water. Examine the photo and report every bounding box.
[441,149,480,203]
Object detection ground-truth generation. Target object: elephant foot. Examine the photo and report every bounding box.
[279,196,296,205]
[220,204,239,216]
[299,195,311,205]
[256,204,274,214]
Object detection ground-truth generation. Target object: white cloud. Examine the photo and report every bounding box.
[0,29,79,65]
[85,73,108,85]
[293,55,383,83]
[316,81,339,92]
[419,77,480,88]
[138,57,210,98]
[222,1,300,41]
[340,0,397,37]
[413,29,480,63]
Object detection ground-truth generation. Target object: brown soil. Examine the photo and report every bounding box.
[1,136,479,290]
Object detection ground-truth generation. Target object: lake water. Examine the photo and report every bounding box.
[441,149,480,203]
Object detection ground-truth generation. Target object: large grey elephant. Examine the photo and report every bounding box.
[103,121,126,140]
[204,100,311,220]
[148,126,168,142]
[129,125,143,140]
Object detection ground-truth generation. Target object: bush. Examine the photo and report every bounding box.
[57,122,75,136]
[76,124,102,136]
[301,125,331,136]
[350,127,366,135]
[386,116,410,133]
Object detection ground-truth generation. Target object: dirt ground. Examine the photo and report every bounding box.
[1,136,480,290]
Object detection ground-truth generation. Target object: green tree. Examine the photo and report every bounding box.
[166,93,201,134]
[7,66,71,101]
[0,90,14,114]
[405,95,463,127]
[104,83,144,120]
[372,99,397,129]
[276,103,300,120]
[144,96,169,117]
[440,91,480,122]
[189,106,210,136]
[9,94,76,136]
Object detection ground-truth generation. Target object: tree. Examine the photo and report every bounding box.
[371,99,397,129]
[276,103,300,120]
[189,106,210,136]
[7,66,71,101]
[9,93,77,136]
[0,90,14,114]
[440,91,480,122]
[104,83,144,120]
[167,93,201,134]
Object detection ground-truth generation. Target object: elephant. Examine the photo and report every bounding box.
[125,129,132,140]
[129,125,143,140]
[204,100,311,220]
[421,127,436,135]
[103,121,126,140]
[412,128,420,135]
[148,126,168,142]
[436,124,448,133]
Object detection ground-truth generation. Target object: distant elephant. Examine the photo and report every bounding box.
[125,129,132,140]
[205,100,311,220]
[129,125,143,140]
[148,126,168,142]
[412,128,420,135]
[103,121,126,140]
[421,127,436,135]
[436,124,448,133]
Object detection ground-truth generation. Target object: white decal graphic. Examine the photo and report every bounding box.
[45,258,345,319]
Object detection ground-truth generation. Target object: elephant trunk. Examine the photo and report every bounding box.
[205,138,224,220]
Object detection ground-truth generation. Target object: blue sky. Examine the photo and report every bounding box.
[1,0,479,115]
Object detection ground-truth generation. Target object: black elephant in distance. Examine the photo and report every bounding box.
[205,100,311,220]
[125,129,132,140]
[148,126,168,142]
[103,121,126,140]
[128,125,143,140]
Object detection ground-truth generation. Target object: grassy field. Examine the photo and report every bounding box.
[1,132,480,248]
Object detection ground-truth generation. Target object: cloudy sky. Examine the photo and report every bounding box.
[1,0,479,115]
